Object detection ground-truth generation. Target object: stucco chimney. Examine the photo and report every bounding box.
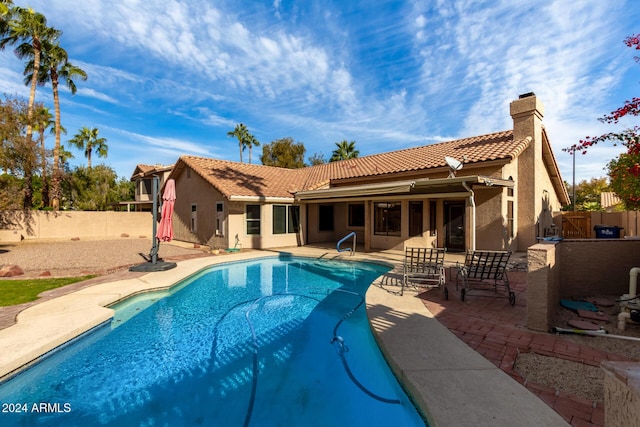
[509,92,544,141]
[509,93,545,251]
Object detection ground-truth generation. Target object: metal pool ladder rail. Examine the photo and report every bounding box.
[336,231,356,255]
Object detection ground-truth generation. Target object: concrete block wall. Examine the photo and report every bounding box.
[557,239,640,298]
[1,211,154,241]
[526,239,640,332]
[602,362,640,427]
[526,242,560,332]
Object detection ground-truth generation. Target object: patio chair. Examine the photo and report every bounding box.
[455,250,515,305]
[402,247,447,298]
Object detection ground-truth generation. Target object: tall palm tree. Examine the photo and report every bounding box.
[68,127,108,169]
[0,7,60,152]
[227,123,249,163]
[246,134,260,164]
[32,40,86,210]
[32,105,54,207]
[330,140,360,162]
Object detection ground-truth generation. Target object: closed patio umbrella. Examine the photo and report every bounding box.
[156,179,176,242]
[130,176,177,272]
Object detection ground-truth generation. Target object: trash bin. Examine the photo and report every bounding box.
[594,225,623,238]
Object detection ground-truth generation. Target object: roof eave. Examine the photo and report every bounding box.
[228,195,295,203]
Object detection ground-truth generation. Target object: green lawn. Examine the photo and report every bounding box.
[0,276,96,307]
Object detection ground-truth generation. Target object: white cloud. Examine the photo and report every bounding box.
[75,87,118,104]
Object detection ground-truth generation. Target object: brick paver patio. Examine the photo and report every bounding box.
[418,270,636,426]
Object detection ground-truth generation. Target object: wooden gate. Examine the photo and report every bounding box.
[561,212,591,239]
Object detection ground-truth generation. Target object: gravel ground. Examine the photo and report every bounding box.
[515,352,605,401]
[514,296,640,403]
[0,238,212,277]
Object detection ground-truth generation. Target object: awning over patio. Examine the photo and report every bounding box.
[294,175,514,202]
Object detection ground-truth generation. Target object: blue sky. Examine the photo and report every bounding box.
[2,0,639,184]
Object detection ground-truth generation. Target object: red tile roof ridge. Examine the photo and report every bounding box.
[176,130,533,197]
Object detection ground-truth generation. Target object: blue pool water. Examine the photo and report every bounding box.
[0,256,427,426]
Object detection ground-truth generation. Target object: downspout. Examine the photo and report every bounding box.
[462,181,476,252]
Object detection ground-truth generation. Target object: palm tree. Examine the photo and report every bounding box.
[227,123,249,163]
[0,7,60,152]
[330,140,360,162]
[32,105,54,207]
[246,134,260,164]
[32,40,86,210]
[68,127,108,169]
[58,143,74,165]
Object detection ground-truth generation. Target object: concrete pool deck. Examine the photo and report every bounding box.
[0,246,568,426]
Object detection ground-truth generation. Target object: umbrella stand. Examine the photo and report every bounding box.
[130,175,177,272]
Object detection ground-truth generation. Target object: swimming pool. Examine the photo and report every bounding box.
[0,256,427,426]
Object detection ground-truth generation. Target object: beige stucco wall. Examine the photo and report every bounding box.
[233,203,302,250]
[306,203,338,244]
[172,169,228,248]
[1,211,152,242]
[172,166,303,250]
[474,187,508,250]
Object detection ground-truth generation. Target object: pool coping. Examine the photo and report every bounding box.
[0,247,568,426]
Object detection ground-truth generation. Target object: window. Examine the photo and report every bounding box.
[246,205,261,235]
[318,205,334,231]
[216,202,225,236]
[190,204,197,233]
[348,204,365,227]
[141,179,151,195]
[409,201,423,237]
[273,205,300,234]
[429,201,437,236]
[374,202,401,236]
[288,206,300,233]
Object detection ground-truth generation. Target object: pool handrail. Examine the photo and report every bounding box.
[337,231,357,255]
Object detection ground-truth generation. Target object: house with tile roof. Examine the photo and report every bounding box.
[120,164,174,211]
[167,93,569,252]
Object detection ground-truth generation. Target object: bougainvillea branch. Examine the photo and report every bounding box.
[625,33,640,63]
[565,126,640,155]
[599,97,640,124]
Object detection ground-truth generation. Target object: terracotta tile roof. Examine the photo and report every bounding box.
[178,130,530,198]
[179,156,307,199]
[130,164,174,180]
[300,130,527,188]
